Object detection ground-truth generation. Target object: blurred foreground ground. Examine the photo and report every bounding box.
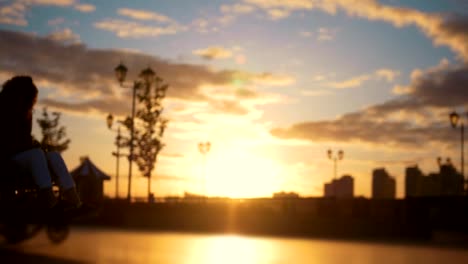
[0,248,83,264]
[1,227,468,264]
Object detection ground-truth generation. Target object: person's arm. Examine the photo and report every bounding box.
[9,111,35,153]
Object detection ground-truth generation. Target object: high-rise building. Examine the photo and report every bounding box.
[405,166,423,197]
[439,164,464,196]
[324,175,354,198]
[372,168,396,199]
[404,162,463,198]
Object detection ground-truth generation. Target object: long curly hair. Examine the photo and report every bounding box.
[0,76,38,114]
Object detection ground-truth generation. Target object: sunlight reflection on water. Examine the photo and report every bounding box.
[8,227,468,264]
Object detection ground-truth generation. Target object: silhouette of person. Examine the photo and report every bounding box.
[0,76,81,209]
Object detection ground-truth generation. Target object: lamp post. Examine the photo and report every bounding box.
[106,114,127,199]
[449,111,466,192]
[198,142,211,199]
[327,149,344,197]
[114,62,156,202]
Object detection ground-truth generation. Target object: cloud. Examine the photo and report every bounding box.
[376,68,400,82]
[193,46,233,60]
[74,3,95,13]
[0,29,228,113]
[220,3,255,14]
[30,0,75,6]
[330,1,468,61]
[272,61,468,148]
[209,99,249,115]
[235,87,259,99]
[329,74,371,89]
[46,28,80,44]
[242,0,315,19]
[117,8,172,23]
[252,72,295,86]
[267,9,291,20]
[192,4,255,33]
[244,0,313,10]
[317,27,337,41]
[271,112,452,149]
[95,8,186,38]
[239,0,468,61]
[0,29,284,117]
[94,19,186,38]
[384,61,468,110]
[300,89,333,96]
[231,0,468,63]
[217,3,256,25]
[231,0,309,20]
[0,1,28,26]
[0,0,94,26]
[191,18,215,33]
[328,68,399,89]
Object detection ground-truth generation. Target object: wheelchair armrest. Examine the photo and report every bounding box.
[0,160,38,190]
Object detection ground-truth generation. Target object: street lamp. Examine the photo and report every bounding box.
[106,114,127,199]
[114,62,157,202]
[198,142,211,199]
[327,149,344,197]
[327,149,344,180]
[449,111,466,192]
[437,156,452,167]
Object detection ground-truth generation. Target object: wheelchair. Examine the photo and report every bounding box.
[0,159,70,244]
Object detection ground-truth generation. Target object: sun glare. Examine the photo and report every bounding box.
[201,148,283,198]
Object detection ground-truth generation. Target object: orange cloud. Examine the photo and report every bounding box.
[193,46,233,60]
[74,3,95,13]
[117,8,172,23]
[375,68,400,82]
[328,74,371,89]
[46,28,81,44]
[0,29,286,117]
[244,0,313,10]
[253,72,295,86]
[94,19,185,38]
[328,68,398,89]
[220,3,255,14]
[0,0,94,26]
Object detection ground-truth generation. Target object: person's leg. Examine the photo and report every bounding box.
[46,151,81,208]
[46,152,75,190]
[11,148,57,208]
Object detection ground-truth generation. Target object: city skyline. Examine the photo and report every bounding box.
[1,0,467,199]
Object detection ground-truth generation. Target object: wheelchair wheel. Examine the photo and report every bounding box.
[46,223,70,244]
[3,224,27,244]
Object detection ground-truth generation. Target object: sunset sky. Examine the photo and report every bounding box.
[1,0,467,199]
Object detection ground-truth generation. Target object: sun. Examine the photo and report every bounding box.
[200,148,283,198]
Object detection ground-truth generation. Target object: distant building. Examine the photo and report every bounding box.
[405,166,423,197]
[324,175,354,198]
[372,168,395,199]
[71,156,111,205]
[439,164,464,196]
[273,191,300,199]
[404,163,463,198]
